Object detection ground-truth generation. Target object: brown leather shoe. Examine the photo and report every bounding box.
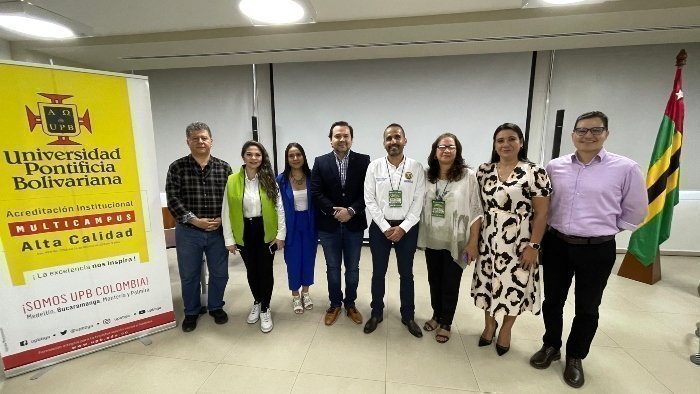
[346,307,363,324]
[324,306,341,326]
[529,345,561,369]
[563,356,585,388]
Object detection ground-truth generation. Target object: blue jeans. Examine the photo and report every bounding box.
[318,226,363,308]
[368,222,418,320]
[175,224,229,316]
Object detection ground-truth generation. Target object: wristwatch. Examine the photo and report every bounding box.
[528,242,541,250]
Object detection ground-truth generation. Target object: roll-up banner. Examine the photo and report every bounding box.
[0,61,175,377]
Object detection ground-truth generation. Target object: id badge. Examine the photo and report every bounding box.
[431,199,446,218]
[388,190,403,208]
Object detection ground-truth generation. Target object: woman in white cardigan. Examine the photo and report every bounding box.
[417,132,483,343]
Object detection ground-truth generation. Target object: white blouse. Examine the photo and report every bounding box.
[293,189,308,211]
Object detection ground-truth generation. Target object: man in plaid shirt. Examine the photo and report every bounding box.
[166,122,233,332]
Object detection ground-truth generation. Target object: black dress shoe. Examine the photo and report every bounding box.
[478,321,499,347]
[401,319,423,338]
[209,309,229,324]
[363,316,383,334]
[564,356,585,388]
[496,343,510,356]
[181,314,199,332]
[529,345,561,369]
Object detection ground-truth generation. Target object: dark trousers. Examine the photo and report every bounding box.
[368,222,418,320]
[541,230,616,359]
[425,248,464,326]
[239,217,275,311]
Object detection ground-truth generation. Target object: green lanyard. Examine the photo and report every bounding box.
[435,179,450,201]
[385,157,405,191]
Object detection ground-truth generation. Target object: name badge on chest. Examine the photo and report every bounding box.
[388,190,403,208]
[431,199,446,218]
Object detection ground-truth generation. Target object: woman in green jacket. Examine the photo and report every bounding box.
[222,140,286,333]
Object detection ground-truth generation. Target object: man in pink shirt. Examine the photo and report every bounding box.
[529,111,647,388]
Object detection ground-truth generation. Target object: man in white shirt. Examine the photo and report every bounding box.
[363,123,425,338]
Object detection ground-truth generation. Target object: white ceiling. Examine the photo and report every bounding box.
[3,0,700,71]
[20,0,531,36]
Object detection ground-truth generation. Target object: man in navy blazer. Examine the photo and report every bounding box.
[311,121,371,326]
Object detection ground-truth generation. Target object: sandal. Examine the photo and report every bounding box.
[435,324,451,343]
[292,296,304,314]
[423,318,438,332]
[301,292,313,310]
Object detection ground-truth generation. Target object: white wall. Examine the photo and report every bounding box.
[138,66,255,189]
[273,53,534,169]
[8,44,89,68]
[0,38,10,60]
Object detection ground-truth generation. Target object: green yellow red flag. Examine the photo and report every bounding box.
[626,50,686,266]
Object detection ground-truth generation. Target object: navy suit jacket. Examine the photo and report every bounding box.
[310,150,370,233]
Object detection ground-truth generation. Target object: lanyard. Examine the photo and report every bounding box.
[385,157,405,191]
[435,179,450,201]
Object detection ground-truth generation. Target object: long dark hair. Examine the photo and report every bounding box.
[241,140,278,201]
[489,123,529,163]
[427,132,467,183]
[282,142,311,179]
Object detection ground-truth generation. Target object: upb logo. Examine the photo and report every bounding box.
[25,93,92,145]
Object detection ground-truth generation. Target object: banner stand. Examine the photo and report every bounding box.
[0,60,176,377]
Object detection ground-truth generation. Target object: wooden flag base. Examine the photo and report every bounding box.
[617,251,661,284]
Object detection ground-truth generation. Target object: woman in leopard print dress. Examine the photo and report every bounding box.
[471,123,551,356]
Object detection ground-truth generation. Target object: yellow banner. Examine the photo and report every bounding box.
[0,65,149,286]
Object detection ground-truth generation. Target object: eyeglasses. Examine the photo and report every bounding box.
[573,127,606,136]
[437,145,457,151]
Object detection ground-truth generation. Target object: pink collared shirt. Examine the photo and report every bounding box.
[546,149,647,237]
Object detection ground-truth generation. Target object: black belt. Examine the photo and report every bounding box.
[181,222,204,232]
[550,228,614,245]
[386,219,403,227]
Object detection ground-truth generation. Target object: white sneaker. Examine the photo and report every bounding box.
[292,296,304,314]
[260,309,273,333]
[301,292,313,310]
[247,302,261,324]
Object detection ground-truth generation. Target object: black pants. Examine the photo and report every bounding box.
[425,248,464,326]
[541,231,616,359]
[239,217,275,311]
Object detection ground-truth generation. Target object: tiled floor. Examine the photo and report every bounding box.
[1,247,699,393]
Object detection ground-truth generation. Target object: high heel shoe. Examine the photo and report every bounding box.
[496,343,510,356]
[495,331,510,356]
[478,321,498,347]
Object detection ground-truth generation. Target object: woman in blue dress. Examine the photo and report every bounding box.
[276,143,318,314]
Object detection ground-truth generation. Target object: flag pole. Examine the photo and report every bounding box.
[618,49,687,285]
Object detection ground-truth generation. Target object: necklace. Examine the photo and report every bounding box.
[496,161,518,182]
[291,174,305,185]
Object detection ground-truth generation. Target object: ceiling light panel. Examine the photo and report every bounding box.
[238,0,315,25]
[0,0,93,39]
